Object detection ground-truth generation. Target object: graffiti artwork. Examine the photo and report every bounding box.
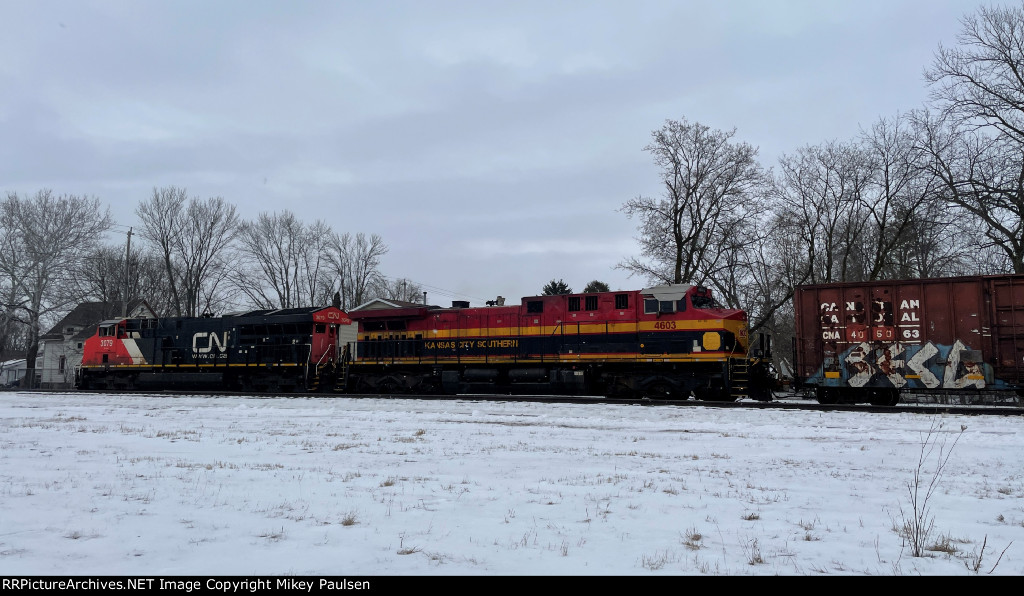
[818,339,987,390]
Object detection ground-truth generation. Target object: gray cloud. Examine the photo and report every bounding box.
[0,0,979,302]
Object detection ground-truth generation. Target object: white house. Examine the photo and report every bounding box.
[36,300,156,389]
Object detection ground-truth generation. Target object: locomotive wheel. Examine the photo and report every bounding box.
[377,376,401,395]
[815,387,839,405]
[642,382,676,399]
[868,389,899,407]
[694,387,732,402]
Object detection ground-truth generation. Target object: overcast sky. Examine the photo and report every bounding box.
[1,1,982,306]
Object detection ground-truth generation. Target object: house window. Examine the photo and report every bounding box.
[615,294,629,309]
[58,356,66,373]
[568,297,580,312]
[585,296,598,311]
[76,342,83,349]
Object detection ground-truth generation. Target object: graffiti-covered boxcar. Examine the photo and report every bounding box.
[793,275,1024,405]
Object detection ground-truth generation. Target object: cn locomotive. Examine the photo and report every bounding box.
[76,284,775,401]
[77,306,351,392]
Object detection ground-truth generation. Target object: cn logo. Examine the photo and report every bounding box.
[193,332,228,353]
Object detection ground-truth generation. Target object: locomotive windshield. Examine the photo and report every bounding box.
[691,286,722,309]
[691,294,722,309]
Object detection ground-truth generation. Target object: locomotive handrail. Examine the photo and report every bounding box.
[315,345,332,368]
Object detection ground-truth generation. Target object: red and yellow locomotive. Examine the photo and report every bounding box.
[347,284,770,400]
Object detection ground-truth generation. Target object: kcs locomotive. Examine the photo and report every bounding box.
[346,283,771,400]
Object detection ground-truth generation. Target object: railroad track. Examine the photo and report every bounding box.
[52,388,1024,416]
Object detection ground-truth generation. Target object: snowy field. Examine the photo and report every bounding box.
[0,391,1022,576]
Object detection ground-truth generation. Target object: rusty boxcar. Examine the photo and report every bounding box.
[793,275,1024,405]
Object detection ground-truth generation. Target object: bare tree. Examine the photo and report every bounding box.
[774,140,873,284]
[618,118,766,287]
[136,187,240,316]
[72,244,176,316]
[327,232,388,310]
[136,187,187,315]
[855,114,947,280]
[230,212,337,309]
[915,110,1024,273]
[923,4,1024,273]
[232,210,306,309]
[926,3,1024,144]
[738,215,801,350]
[0,270,26,360]
[301,219,336,307]
[177,196,240,316]
[0,190,112,387]
[373,277,425,303]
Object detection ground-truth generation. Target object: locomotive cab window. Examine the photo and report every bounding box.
[527,300,544,313]
[644,299,658,314]
[315,324,326,334]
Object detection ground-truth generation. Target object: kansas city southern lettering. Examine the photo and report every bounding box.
[424,339,519,349]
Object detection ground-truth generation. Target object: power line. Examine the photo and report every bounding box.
[377,274,488,303]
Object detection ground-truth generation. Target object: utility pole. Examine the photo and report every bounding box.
[122,228,132,318]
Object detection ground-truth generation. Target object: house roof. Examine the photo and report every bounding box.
[351,298,437,311]
[42,299,154,339]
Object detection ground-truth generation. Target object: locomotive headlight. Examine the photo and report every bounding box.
[702,332,722,351]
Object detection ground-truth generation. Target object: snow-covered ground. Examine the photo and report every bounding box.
[1,391,1022,576]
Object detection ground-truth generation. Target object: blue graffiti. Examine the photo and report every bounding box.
[809,340,1002,390]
